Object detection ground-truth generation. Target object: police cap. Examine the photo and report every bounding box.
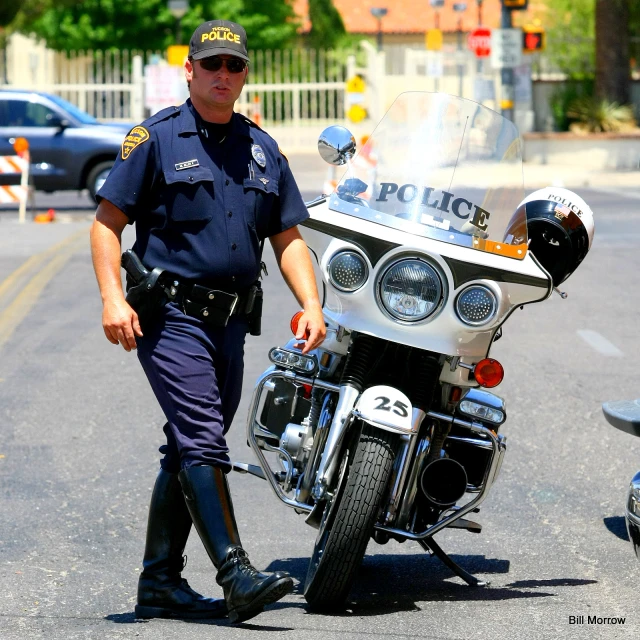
[189,20,249,62]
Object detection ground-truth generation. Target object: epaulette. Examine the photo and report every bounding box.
[140,105,182,129]
[241,115,285,154]
[242,115,265,132]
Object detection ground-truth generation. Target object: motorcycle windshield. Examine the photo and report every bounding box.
[328,92,528,259]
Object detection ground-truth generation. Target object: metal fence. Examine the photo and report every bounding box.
[2,35,639,143]
[0,42,351,126]
[244,48,351,123]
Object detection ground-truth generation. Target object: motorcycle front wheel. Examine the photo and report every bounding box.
[303,423,396,610]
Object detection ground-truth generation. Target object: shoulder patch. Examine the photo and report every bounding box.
[122,126,150,160]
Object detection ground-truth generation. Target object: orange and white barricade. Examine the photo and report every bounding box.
[0,138,31,223]
[252,94,262,127]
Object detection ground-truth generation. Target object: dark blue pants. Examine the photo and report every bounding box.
[136,302,247,474]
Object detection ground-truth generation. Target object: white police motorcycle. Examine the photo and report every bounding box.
[602,401,640,558]
[235,92,595,610]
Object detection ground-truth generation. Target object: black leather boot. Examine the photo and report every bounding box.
[179,465,293,624]
[135,469,228,619]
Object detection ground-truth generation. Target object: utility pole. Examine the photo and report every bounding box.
[453,3,467,98]
[429,0,445,92]
[498,0,528,122]
[370,7,388,52]
[500,3,514,122]
[476,0,483,75]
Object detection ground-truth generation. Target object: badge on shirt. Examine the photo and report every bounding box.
[121,126,150,160]
[251,144,266,168]
[175,159,199,171]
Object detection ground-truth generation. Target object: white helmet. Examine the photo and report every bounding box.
[505,187,595,286]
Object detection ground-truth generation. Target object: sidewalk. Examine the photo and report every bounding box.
[520,163,640,190]
[287,152,640,194]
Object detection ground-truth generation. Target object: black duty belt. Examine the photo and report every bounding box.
[160,275,259,327]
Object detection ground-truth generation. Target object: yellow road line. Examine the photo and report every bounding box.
[0,226,90,304]
[0,233,89,351]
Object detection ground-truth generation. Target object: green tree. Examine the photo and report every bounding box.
[534,0,595,79]
[9,0,299,52]
[0,1,23,27]
[307,0,345,49]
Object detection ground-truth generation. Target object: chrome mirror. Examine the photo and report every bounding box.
[318,126,356,165]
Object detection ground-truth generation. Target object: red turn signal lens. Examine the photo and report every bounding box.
[473,358,504,388]
[290,311,310,339]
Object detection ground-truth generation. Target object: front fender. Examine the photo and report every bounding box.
[352,385,415,435]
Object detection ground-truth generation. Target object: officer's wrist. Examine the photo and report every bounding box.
[302,299,322,313]
[102,289,127,306]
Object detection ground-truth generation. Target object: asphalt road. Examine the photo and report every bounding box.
[1,184,639,640]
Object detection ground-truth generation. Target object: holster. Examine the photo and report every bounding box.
[121,250,168,331]
[246,281,263,336]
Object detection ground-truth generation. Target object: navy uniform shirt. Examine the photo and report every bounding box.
[97,99,309,290]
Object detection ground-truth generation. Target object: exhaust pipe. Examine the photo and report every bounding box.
[420,458,468,507]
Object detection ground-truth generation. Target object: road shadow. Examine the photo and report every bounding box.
[265,552,598,616]
[604,516,629,541]
[105,612,294,631]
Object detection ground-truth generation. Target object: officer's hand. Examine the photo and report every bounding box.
[295,306,326,354]
[102,298,143,352]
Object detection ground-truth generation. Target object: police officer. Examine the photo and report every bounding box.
[89,19,326,624]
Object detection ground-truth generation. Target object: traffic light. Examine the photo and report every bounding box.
[502,0,528,9]
[522,27,545,53]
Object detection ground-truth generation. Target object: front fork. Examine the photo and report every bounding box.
[310,384,361,501]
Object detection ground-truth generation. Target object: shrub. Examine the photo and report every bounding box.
[566,97,637,133]
[549,80,593,131]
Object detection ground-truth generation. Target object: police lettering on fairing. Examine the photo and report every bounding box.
[376,182,491,231]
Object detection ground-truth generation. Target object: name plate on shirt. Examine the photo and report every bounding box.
[175,159,200,171]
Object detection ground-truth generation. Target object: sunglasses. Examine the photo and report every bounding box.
[198,56,247,74]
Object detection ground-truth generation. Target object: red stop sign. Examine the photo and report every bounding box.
[468,27,492,58]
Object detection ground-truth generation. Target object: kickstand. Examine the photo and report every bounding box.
[418,538,488,587]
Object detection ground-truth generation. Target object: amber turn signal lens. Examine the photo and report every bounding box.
[290,311,310,339]
[473,358,504,388]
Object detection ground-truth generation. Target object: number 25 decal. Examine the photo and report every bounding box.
[374,396,409,418]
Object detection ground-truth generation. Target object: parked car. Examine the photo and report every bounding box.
[602,399,640,558]
[0,90,132,201]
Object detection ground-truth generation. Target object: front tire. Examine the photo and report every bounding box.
[304,424,396,611]
[87,161,114,203]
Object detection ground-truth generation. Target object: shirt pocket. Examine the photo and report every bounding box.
[243,176,279,238]
[163,167,214,223]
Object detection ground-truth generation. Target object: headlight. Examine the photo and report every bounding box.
[455,285,498,326]
[328,250,368,292]
[378,258,443,322]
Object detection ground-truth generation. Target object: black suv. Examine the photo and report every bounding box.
[0,90,132,201]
